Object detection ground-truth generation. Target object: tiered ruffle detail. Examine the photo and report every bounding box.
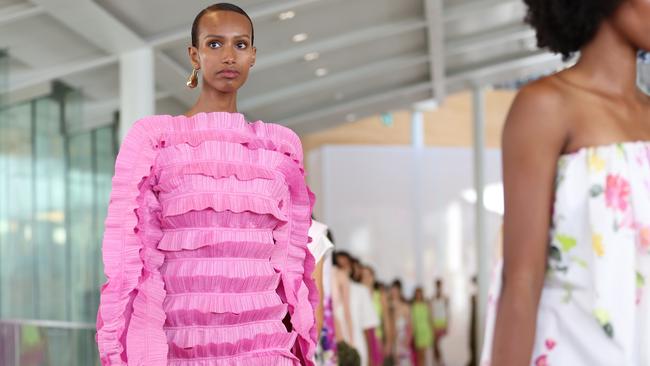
[96,112,317,365]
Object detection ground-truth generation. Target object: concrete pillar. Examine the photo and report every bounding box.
[119,47,154,142]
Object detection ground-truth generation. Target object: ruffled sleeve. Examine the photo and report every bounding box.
[263,124,319,365]
[96,118,167,365]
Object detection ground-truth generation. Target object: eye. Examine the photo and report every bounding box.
[236,41,248,50]
[208,41,221,49]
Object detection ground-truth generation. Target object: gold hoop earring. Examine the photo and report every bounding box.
[186,68,199,88]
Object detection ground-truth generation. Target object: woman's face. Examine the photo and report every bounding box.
[352,262,363,281]
[188,11,256,93]
[415,289,424,301]
[336,255,352,273]
[390,286,401,300]
[361,267,374,284]
[611,0,650,51]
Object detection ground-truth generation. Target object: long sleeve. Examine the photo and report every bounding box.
[260,123,319,364]
[96,119,166,365]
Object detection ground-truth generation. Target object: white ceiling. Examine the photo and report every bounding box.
[1,0,566,134]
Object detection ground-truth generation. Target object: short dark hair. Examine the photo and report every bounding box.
[523,0,622,58]
[191,3,255,47]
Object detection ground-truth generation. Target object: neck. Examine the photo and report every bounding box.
[573,20,640,99]
[186,85,238,116]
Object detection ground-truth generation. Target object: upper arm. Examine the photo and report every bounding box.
[314,259,325,308]
[340,274,350,300]
[501,82,569,290]
[313,258,325,334]
[313,257,324,290]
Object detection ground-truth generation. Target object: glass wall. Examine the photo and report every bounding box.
[0,51,116,365]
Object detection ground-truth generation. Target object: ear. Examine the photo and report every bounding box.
[188,45,200,69]
[250,46,257,67]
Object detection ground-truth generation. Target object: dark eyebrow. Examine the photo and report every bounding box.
[204,34,251,40]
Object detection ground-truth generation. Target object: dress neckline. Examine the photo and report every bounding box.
[560,140,650,158]
[175,111,246,120]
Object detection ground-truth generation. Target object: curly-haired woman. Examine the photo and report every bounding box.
[482,0,650,365]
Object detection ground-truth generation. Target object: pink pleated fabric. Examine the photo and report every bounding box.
[96,112,318,365]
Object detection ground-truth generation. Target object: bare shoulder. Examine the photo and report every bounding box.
[503,74,571,152]
[508,75,568,126]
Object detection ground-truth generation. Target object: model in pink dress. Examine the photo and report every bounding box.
[96,4,318,365]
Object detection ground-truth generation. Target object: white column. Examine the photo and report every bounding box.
[411,110,425,286]
[411,109,425,149]
[119,47,154,142]
[473,85,489,353]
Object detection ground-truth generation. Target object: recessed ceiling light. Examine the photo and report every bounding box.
[278,11,295,20]
[292,33,308,43]
[304,52,320,62]
[315,68,328,77]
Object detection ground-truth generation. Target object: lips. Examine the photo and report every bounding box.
[218,69,240,79]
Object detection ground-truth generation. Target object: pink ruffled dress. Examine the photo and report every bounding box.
[95,112,318,365]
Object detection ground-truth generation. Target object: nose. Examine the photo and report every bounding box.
[222,46,235,65]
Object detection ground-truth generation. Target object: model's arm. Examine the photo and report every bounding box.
[492,82,569,366]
